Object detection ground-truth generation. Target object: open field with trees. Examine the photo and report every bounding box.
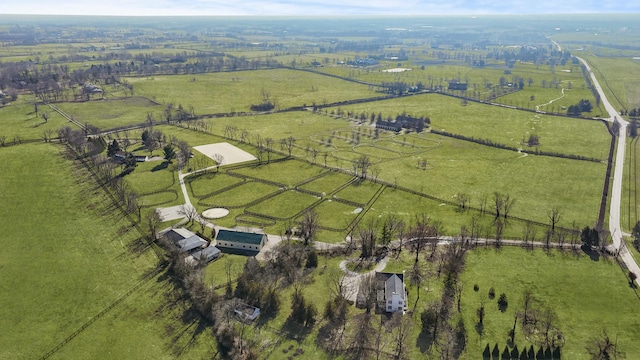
[1,13,639,360]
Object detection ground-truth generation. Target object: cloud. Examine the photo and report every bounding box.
[3,0,639,16]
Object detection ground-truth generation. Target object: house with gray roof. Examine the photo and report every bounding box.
[371,272,407,314]
[384,274,407,313]
[163,228,208,253]
[215,228,267,254]
[187,246,221,265]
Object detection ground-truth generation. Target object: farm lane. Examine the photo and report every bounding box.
[576,56,640,285]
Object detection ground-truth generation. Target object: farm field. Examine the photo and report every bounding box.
[460,247,640,359]
[0,101,70,142]
[126,69,379,114]
[2,14,640,360]
[580,55,640,111]
[327,94,611,160]
[55,97,163,130]
[0,143,184,359]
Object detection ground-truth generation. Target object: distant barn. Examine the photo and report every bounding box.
[448,81,468,91]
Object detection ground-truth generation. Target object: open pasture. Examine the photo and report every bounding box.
[196,180,280,209]
[203,111,351,143]
[247,189,319,219]
[460,247,640,359]
[126,68,378,114]
[298,171,353,194]
[582,55,640,110]
[311,200,360,230]
[335,180,382,205]
[0,143,161,359]
[188,172,244,199]
[55,96,163,130]
[380,133,604,226]
[0,102,70,141]
[229,159,326,187]
[328,94,611,159]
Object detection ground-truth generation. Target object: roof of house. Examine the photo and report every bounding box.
[164,228,196,243]
[385,274,405,300]
[216,229,265,245]
[177,235,208,252]
[164,228,208,252]
[191,246,221,261]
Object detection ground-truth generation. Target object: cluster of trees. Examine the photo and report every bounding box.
[623,108,640,118]
[249,100,275,112]
[162,240,258,359]
[525,134,540,147]
[567,99,593,116]
[58,132,147,221]
[476,289,564,359]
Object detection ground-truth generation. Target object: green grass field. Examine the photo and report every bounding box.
[328,93,611,160]
[55,97,163,130]
[126,69,378,114]
[0,143,206,359]
[0,101,70,142]
[460,247,640,359]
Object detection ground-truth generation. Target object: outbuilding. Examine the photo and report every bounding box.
[215,228,267,252]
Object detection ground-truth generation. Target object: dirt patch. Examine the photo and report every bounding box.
[193,142,256,165]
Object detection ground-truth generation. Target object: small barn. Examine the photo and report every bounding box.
[163,228,208,253]
[187,246,221,265]
[215,228,267,253]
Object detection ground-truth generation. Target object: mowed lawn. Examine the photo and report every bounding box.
[460,248,640,359]
[0,143,162,359]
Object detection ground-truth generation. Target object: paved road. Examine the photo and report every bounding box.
[576,56,640,285]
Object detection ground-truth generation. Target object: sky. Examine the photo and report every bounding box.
[2,0,638,16]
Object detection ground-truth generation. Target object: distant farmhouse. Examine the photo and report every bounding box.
[447,81,468,91]
[215,227,267,254]
[114,151,148,163]
[359,272,407,314]
[375,113,429,133]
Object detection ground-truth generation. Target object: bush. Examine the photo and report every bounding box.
[497,293,508,312]
[305,250,318,269]
[488,287,495,299]
[473,284,479,292]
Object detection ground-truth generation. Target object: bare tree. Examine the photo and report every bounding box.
[587,330,625,360]
[408,214,436,264]
[502,194,514,219]
[479,193,488,215]
[357,219,378,258]
[283,136,296,157]
[213,153,224,172]
[146,209,162,241]
[390,311,413,359]
[457,192,469,211]
[178,204,198,225]
[493,192,503,219]
[299,209,319,246]
[548,207,561,233]
[358,273,377,313]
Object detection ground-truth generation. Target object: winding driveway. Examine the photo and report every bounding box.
[339,256,389,302]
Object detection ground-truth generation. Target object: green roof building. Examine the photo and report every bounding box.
[215,228,267,253]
